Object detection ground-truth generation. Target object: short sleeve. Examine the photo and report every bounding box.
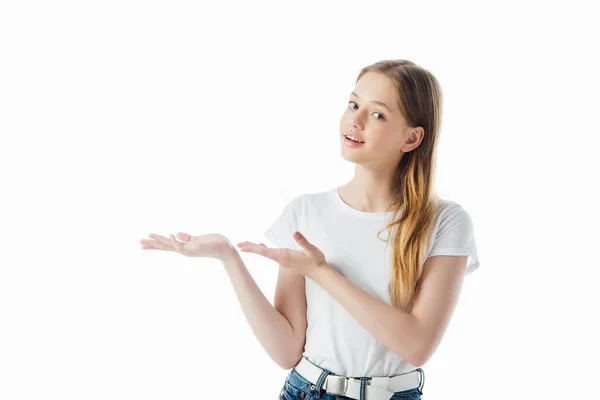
[427,204,480,275]
[263,196,302,251]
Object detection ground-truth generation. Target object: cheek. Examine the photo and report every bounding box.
[340,110,351,124]
[341,107,360,121]
[368,131,397,150]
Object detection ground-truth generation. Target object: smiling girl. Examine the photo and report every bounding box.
[140,59,479,400]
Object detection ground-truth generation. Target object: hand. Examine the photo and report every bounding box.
[236,231,328,278]
[139,232,234,260]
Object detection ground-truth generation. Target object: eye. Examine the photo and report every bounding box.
[348,101,386,121]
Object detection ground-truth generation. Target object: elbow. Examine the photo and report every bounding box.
[411,354,425,369]
[277,328,306,369]
[275,339,304,369]
[287,347,305,369]
[412,344,433,368]
[410,323,432,368]
[279,361,296,370]
[281,332,305,369]
[279,351,303,370]
[395,342,428,369]
[405,352,424,369]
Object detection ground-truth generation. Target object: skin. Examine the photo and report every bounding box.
[140,72,468,369]
[140,71,425,259]
[339,71,425,213]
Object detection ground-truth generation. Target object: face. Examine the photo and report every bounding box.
[339,71,423,167]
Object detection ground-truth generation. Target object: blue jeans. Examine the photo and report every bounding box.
[279,367,424,400]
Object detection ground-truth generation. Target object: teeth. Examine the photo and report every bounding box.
[345,134,364,143]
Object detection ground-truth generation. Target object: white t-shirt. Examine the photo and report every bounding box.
[264,186,479,377]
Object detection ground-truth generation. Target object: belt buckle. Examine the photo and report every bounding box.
[326,375,348,396]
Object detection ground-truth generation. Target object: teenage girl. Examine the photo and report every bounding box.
[140,59,480,400]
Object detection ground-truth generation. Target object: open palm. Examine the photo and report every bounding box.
[139,232,233,259]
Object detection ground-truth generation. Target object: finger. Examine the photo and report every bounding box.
[170,234,181,252]
[293,232,313,248]
[148,232,191,248]
[141,244,165,250]
[238,242,279,261]
[149,233,170,245]
[238,241,268,248]
[140,238,162,247]
[293,232,311,248]
[293,232,321,257]
[176,232,191,242]
[140,242,168,251]
[237,242,252,252]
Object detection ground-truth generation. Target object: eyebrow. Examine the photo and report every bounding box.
[350,91,392,113]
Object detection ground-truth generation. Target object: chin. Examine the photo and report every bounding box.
[340,147,367,162]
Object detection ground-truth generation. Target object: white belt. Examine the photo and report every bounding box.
[293,357,421,400]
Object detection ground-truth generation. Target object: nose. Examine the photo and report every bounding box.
[348,115,362,130]
[348,124,361,133]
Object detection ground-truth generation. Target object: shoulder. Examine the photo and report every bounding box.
[434,198,473,222]
[292,188,333,209]
[429,199,476,244]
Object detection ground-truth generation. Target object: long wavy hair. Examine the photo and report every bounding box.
[356,60,443,311]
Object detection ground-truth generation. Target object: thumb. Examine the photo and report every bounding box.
[176,232,193,241]
[293,231,317,251]
[294,232,326,265]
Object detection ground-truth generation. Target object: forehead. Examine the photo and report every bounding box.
[353,72,397,107]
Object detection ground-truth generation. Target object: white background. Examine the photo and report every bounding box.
[1,1,598,399]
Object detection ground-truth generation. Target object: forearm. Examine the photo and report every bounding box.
[311,264,424,367]
[220,249,301,369]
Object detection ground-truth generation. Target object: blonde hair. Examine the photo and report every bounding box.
[356,60,443,311]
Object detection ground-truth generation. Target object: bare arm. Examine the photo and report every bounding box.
[220,249,306,369]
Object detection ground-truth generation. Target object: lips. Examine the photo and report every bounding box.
[344,132,365,143]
